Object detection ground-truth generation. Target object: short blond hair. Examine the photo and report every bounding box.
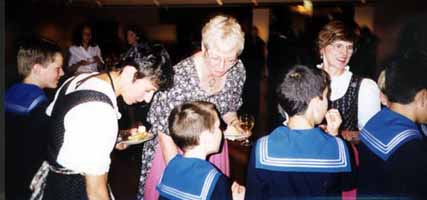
[17,38,61,77]
[168,101,218,150]
[202,15,245,55]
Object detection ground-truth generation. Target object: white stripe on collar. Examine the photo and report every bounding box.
[360,129,419,155]
[421,125,427,137]
[158,169,218,200]
[258,137,348,168]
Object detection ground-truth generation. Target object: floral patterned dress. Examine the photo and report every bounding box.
[137,56,246,199]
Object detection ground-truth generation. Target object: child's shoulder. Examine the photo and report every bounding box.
[5,83,47,115]
[253,126,352,173]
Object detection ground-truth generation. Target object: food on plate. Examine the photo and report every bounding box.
[128,131,147,141]
[224,125,242,136]
[137,125,146,133]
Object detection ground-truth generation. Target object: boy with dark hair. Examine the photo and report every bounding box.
[358,57,427,199]
[246,65,354,199]
[4,37,64,199]
[157,101,245,200]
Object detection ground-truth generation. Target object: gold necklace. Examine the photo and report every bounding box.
[207,76,218,89]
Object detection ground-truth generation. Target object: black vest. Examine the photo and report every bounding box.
[47,79,114,168]
[329,75,362,131]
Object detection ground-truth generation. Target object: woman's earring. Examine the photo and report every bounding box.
[320,54,323,59]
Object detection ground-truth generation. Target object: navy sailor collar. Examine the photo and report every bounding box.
[255,126,351,173]
[4,83,47,115]
[157,155,220,200]
[420,124,427,137]
[360,108,422,161]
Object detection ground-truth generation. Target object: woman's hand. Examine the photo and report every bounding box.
[93,56,103,64]
[78,59,91,66]
[223,112,252,139]
[115,127,139,150]
[115,142,129,150]
[231,181,245,200]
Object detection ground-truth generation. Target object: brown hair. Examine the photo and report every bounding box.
[317,20,358,53]
[277,65,330,117]
[168,101,218,150]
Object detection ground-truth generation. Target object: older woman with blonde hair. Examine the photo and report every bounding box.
[137,15,247,200]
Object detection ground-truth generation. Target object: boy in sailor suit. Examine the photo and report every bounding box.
[358,57,427,199]
[246,65,355,199]
[157,101,246,200]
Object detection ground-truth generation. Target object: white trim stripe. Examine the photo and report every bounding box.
[158,169,218,200]
[259,137,348,168]
[360,129,419,154]
[421,125,427,137]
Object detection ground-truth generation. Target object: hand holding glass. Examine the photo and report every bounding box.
[238,114,254,146]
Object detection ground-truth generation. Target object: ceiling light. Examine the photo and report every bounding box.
[216,0,223,6]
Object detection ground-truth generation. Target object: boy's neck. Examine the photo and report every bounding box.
[389,102,417,122]
[287,115,315,130]
[96,72,121,97]
[23,76,44,89]
[183,146,207,160]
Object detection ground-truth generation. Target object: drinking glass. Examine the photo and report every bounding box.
[239,113,255,146]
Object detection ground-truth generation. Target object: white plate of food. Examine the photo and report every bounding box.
[118,125,154,145]
[224,126,247,141]
[120,132,154,145]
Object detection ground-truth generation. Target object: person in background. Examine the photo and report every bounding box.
[357,57,427,199]
[138,15,247,200]
[246,65,354,199]
[117,25,151,129]
[317,20,381,198]
[5,37,64,200]
[317,20,381,142]
[31,43,173,200]
[157,101,245,200]
[119,25,148,67]
[67,22,103,75]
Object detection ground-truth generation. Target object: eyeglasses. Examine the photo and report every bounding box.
[205,51,238,68]
[330,42,355,53]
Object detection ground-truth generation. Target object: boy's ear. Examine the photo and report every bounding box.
[306,97,319,116]
[198,130,209,145]
[201,44,207,53]
[121,66,137,82]
[31,63,44,75]
[418,89,427,107]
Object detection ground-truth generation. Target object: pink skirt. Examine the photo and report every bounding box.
[143,139,230,200]
[342,143,359,200]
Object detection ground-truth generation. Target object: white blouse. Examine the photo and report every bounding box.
[318,65,381,129]
[46,73,120,175]
[68,45,103,74]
